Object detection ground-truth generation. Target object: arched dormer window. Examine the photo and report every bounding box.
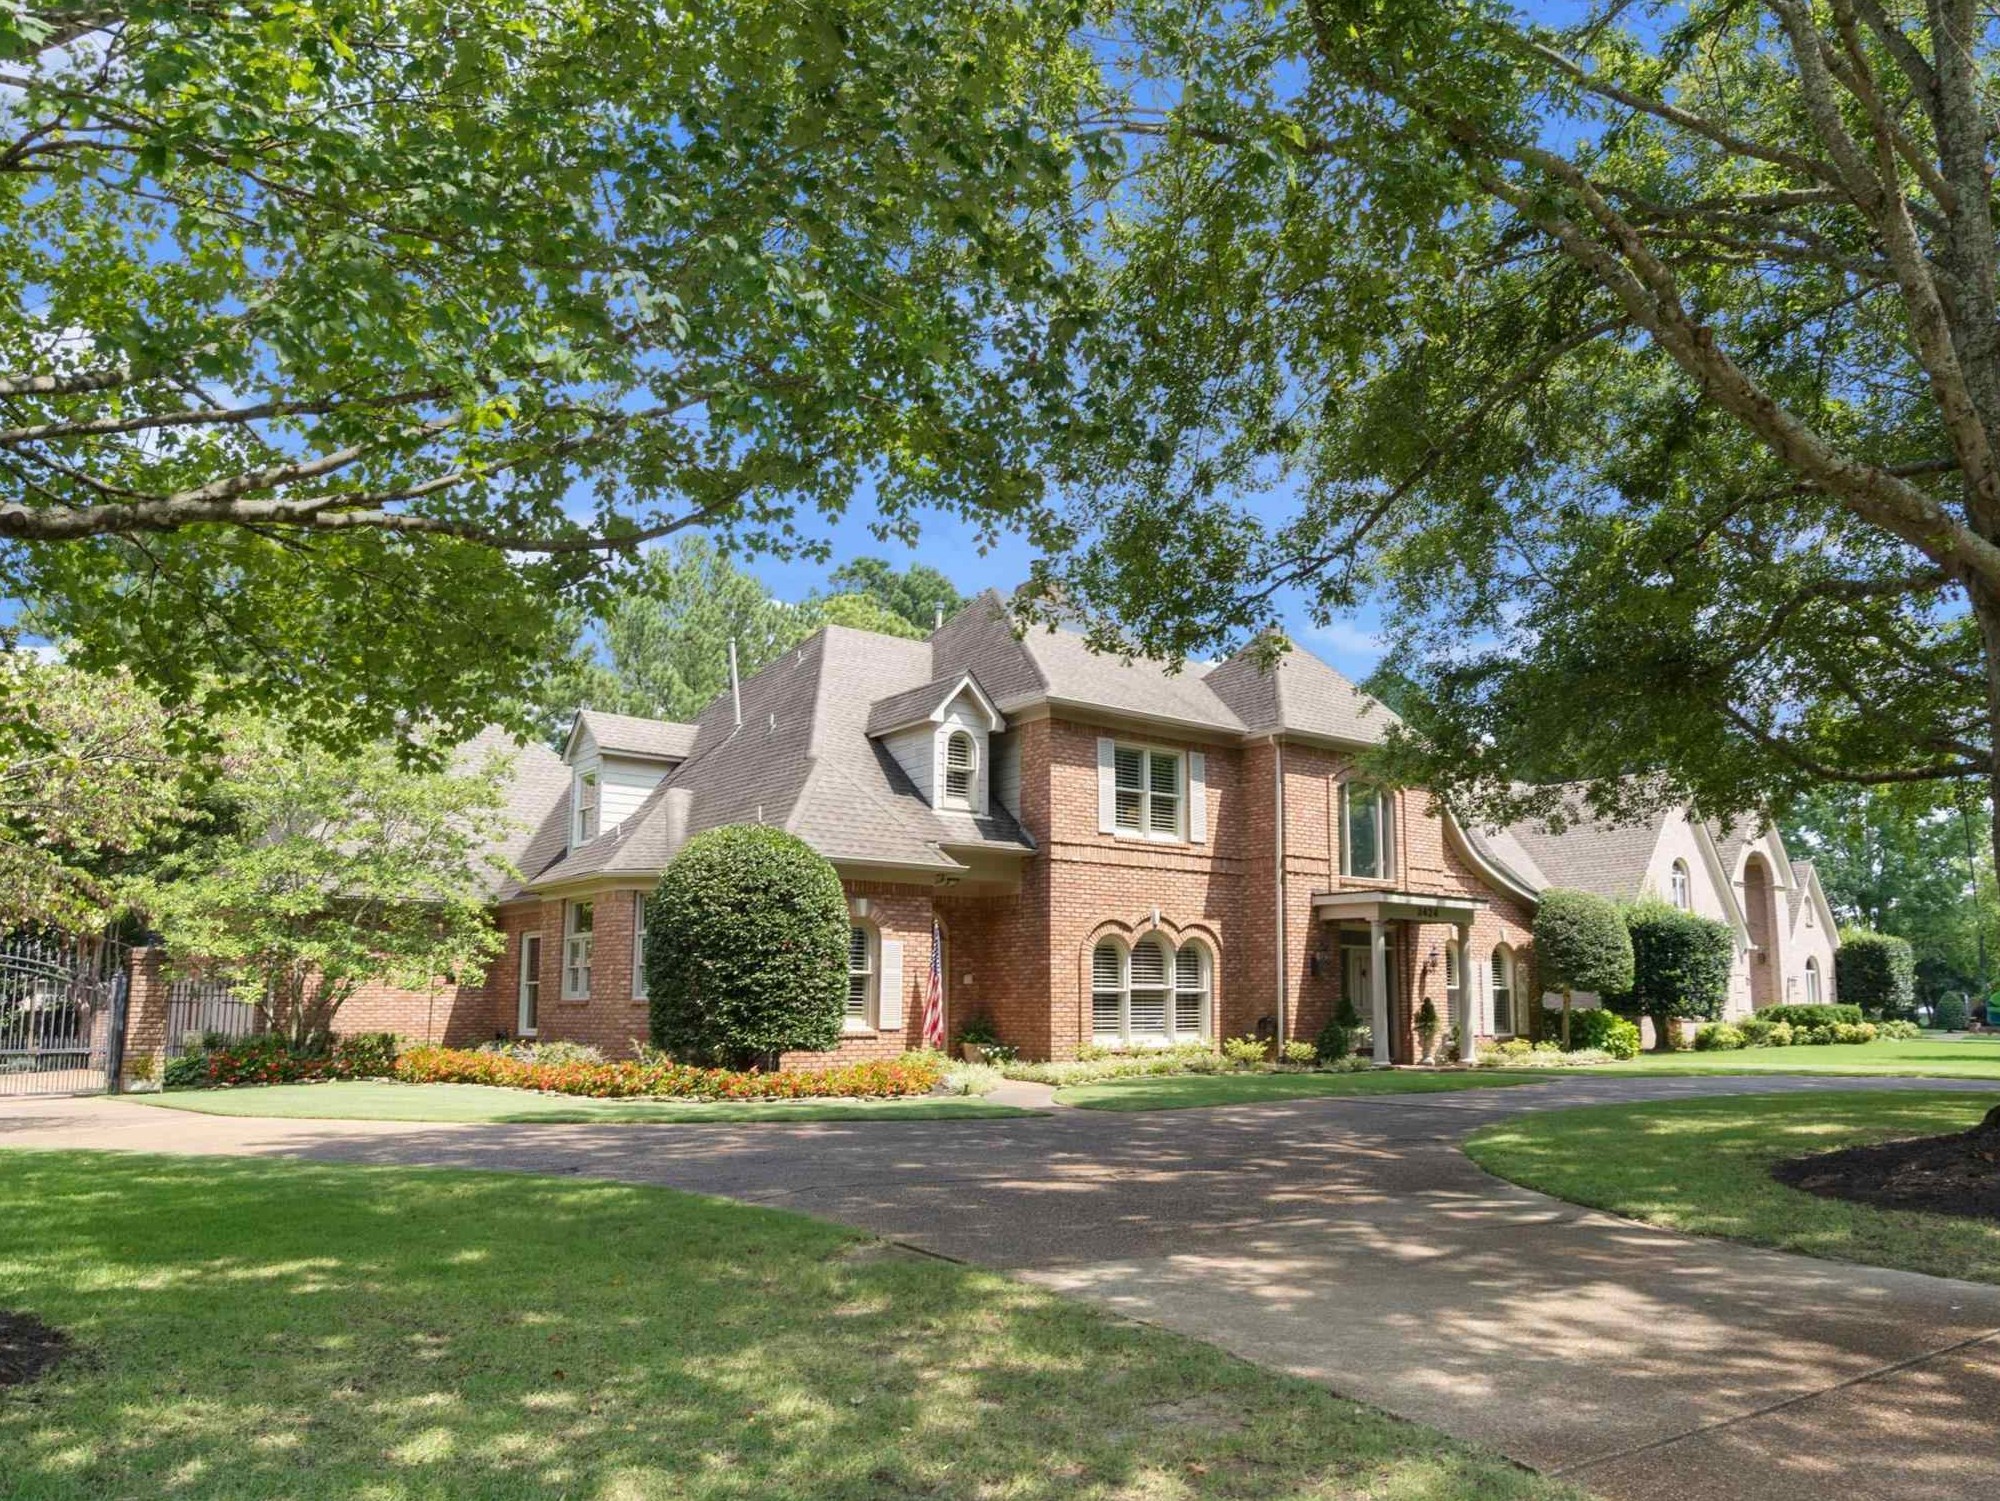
[942,730,976,809]
[1670,859,1691,911]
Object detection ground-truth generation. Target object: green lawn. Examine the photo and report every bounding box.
[136,1079,1035,1123]
[1464,1090,2000,1284]
[0,1152,1578,1500]
[1056,1069,1544,1111]
[1599,1035,2000,1079]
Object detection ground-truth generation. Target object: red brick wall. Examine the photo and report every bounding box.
[776,880,932,1067]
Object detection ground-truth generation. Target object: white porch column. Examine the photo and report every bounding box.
[1369,918,1391,1065]
[1456,922,1478,1064]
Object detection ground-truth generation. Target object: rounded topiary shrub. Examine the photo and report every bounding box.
[645,824,850,1068]
[1934,991,1971,1031]
[1616,901,1734,1051]
[1835,928,1915,1019]
[1534,888,1634,1046]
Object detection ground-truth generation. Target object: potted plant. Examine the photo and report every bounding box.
[956,1012,1002,1064]
[1416,997,1441,1065]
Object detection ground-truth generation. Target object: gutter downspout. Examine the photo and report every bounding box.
[1273,738,1288,1045]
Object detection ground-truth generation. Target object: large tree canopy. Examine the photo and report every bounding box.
[1,1,1092,742]
[1037,0,2000,864]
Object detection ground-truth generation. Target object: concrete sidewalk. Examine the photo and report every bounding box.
[5,1073,1999,1500]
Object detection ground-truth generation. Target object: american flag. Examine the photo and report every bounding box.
[921,917,946,1050]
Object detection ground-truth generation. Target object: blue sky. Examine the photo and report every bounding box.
[740,499,1390,683]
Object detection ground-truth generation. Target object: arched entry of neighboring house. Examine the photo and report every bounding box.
[1742,853,1779,1009]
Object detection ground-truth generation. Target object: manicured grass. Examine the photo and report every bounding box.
[1057,1069,1544,1112]
[135,1079,1034,1123]
[1465,1091,2000,1284]
[1600,1035,2000,1079]
[0,1152,1578,1500]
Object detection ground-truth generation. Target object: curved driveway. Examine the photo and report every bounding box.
[6,1074,2000,1501]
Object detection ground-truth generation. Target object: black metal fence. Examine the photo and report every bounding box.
[0,933,129,1097]
[163,977,260,1058]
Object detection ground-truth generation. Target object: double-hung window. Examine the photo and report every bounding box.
[563,900,594,999]
[847,925,875,1025]
[632,893,648,1001]
[1669,859,1691,910]
[1341,783,1393,879]
[1490,945,1514,1037]
[942,731,976,808]
[1113,746,1182,839]
[574,770,600,844]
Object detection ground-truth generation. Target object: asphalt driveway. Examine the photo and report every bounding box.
[5,1073,1999,1501]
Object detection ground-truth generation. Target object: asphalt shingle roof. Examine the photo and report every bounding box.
[1500,804,1672,902]
[1205,636,1398,746]
[573,709,698,761]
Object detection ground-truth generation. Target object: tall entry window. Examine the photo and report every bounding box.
[1341,784,1394,879]
[1490,945,1515,1037]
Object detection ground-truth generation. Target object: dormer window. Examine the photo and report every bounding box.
[942,731,976,808]
[574,770,599,845]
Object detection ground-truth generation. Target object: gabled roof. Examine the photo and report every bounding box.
[933,591,1245,734]
[566,709,699,763]
[1501,803,1673,903]
[449,727,571,902]
[1205,635,1399,747]
[864,671,1005,737]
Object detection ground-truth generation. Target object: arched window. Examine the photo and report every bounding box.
[1091,934,1213,1045]
[1670,859,1691,911]
[1805,956,1821,1005]
[1341,783,1395,879]
[942,730,976,808]
[1490,945,1515,1037]
[847,924,876,1025]
[1091,939,1126,1040]
[1128,937,1170,1038]
[1174,941,1212,1037]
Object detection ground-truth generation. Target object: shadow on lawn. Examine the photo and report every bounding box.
[0,1151,1562,1501]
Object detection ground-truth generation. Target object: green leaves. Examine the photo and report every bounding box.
[3,0,1095,744]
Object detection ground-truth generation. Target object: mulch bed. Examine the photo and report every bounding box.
[1773,1104,2000,1222]
[0,1310,68,1388]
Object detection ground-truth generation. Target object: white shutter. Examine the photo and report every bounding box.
[877,939,904,1029]
[1096,738,1117,833]
[1188,751,1207,842]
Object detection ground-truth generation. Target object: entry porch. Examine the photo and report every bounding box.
[1312,890,1486,1065]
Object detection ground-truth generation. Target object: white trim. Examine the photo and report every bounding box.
[1096,738,1117,834]
[562,900,594,1000]
[877,938,905,1030]
[631,892,648,1002]
[1107,739,1188,843]
[1188,751,1208,843]
[845,921,877,1031]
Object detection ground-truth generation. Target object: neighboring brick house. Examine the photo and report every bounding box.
[338,592,1831,1064]
[1468,798,1840,1027]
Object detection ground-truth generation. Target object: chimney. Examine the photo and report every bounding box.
[728,638,743,729]
[933,603,945,630]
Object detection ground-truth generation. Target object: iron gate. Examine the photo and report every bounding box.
[0,933,128,1097]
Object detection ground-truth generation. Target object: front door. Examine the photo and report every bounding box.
[1342,940,1397,1046]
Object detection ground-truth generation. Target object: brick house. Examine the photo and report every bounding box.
[338,592,1831,1064]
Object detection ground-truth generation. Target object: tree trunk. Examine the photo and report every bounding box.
[1973,583,2000,910]
[1561,987,1572,1049]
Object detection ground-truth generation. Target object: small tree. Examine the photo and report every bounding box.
[0,651,192,929]
[1835,929,1916,1021]
[1533,889,1634,1048]
[137,724,512,1050]
[1617,901,1734,1052]
[646,825,849,1068]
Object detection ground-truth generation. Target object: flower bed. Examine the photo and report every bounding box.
[392,1045,943,1101]
[164,1033,398,1089]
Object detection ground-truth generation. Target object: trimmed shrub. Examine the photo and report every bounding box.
[1759,1002,1863,1030]
[1694,1023,1746,1051]
[476,1039,605,1066]
[1832,1021,1877,1044]
[1280,1040,1318,1065]
[1797,1024,1838,1045]
[1222,1035,1269,1066]
[1316,992,1363,1062]
[1535,889,1634,1045]
[333,1032,399,1076]
[1934,992,1971,1030]
[1878,1018,1921,1040]
[1614,901,1733,1050]
[165,1031,401,1090]
[1835,929,1916,1019]
[1563,1008,1641,1060]
[1737,1016,1796,1048]
[645,824,850,1068]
